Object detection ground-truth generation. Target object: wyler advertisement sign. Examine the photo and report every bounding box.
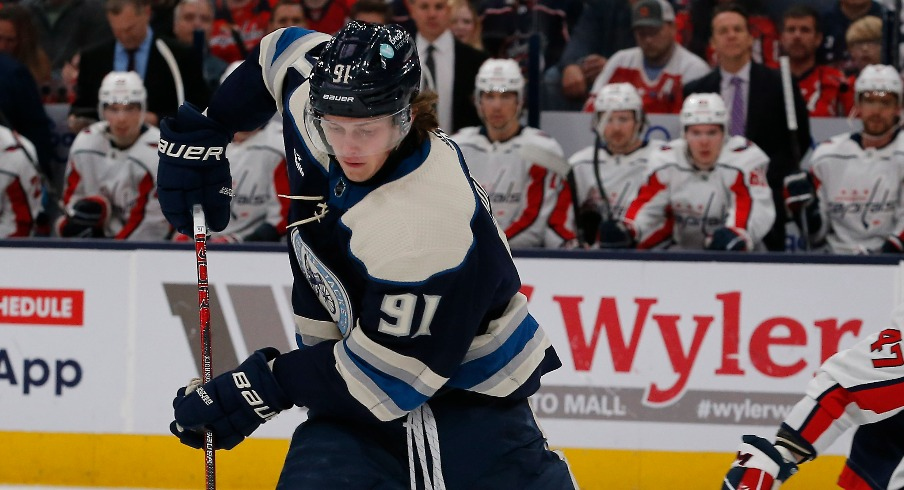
[513,257,897,451]
[0,288,84,326]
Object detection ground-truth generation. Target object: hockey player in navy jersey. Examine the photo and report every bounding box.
[722,305,904,490]
[157,22,576,489]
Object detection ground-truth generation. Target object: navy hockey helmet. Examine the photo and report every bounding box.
[308,21,421,119]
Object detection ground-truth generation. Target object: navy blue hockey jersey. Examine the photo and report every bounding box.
[206,27,562,422]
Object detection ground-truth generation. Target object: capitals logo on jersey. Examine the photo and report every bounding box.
[291,229,353,336]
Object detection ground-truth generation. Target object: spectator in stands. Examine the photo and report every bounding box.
[21,0,113,75]
[300,0,352,35]
[59,72,171,240]
[678,0,779,68]
[0,53,55,180]
[785,65,904,255]
[478,0,582,75]
[0,124,42,238]
[348,0,389,25]
[546,0,636,111]
[0,5,54,100]
[172,0,228,94]
[208,0,271,63]
[69,0,209,132]
[819,0,889,74]
[449,0,481,50]
[410,0,487,133]
[684,3,810,252]
[781,4,853,117]
[452,59,574,248]
[569,83,663,247]
[845,15,884,77]
[603,93,775,251]
[585,0,709,114]
[270,0,306,30]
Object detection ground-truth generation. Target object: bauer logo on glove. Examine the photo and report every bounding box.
[158,139,226,161]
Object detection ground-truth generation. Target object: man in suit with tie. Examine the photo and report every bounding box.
[69,0,208,132]
[684,3,810,252]
[408,0,487,133]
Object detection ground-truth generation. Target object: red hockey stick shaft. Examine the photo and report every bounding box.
[193,204,216,489]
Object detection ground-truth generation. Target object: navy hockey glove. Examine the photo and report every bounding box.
[57,196,110,238]
[783,172,815,216]
[157,102,233,235]
[170,347,291,450]
[706,227,750,252]
[722,435,798,490]
[598,220,634,249]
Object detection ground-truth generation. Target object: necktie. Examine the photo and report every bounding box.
[126,48,137,73]
[729,76,746,137]
[424,44,436,90]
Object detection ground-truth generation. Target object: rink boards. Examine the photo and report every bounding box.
[1,243,898,489]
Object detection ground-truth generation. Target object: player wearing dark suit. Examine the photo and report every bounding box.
[70,0,208,127]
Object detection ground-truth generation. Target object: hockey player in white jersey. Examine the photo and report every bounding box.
[785,64,904,255]
[215,122,289,241]
[0,127,41,237]
[722,305,904,490]
[58,72,170,240]
[603,93,775,250]
[157,23,575,488]
[452,58,575,248]
[568,82,660,247]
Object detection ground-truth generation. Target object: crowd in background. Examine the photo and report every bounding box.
[1,0,904,254]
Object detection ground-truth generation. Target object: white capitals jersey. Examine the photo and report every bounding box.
[807,131,904,254]
[777,306,904,489]
[625,136,775,250]
[452,126,575,248]
[0,128,40,238]
[63,122,170,240]
[568,140,660,222]
[216,121,289,240]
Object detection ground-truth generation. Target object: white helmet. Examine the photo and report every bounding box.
[680,93,727,132]
[474,58,525,103]
[855,64,903,104]
[98,71,147,120]
[593,82,644,139]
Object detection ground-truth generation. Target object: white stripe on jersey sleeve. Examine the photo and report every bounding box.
[345,326,448,395]
[334,341,408,421]
[293,314,341,346]
[470,329,551,397]
[258,28,331,114]
[463,292,530,362]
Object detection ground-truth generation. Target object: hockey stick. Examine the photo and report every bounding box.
[192,204,216,489]
[779,56,808,251]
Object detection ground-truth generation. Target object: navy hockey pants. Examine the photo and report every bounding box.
[275,397,576,489]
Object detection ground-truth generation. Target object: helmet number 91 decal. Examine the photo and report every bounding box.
[333,64,352,84]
